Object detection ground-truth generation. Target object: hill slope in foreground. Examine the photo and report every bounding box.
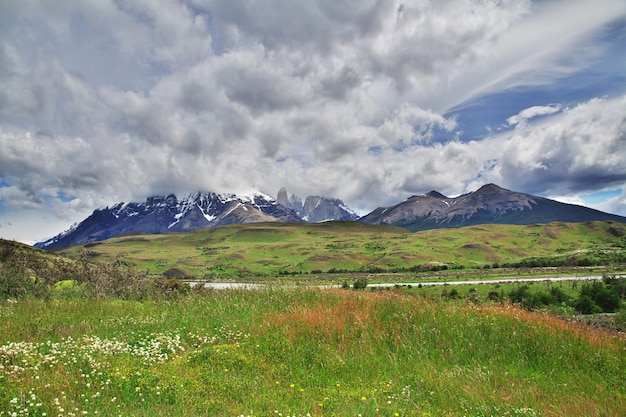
[56,220,626,279]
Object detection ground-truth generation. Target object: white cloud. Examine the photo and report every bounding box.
[506,104,562,126]
[474,95,626,197]
[439,0,626,111]
[0,0,625,243]
[594,190,626,217]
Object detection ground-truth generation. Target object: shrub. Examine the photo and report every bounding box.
[549,286,570,304]
[508,285,531,305]
[446,288,460,299]
[0,243,51,299]
[154,278,191,297]
[353,277,368,290]
[579,281,622,313]
[614,308,626,331]
[574,294,602,314]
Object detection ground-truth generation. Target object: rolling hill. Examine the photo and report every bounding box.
[55,220,626,279]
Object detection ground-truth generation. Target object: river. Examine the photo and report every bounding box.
[188,274,618,290]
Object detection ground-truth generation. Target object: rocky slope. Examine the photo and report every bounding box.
[359,183,626,231]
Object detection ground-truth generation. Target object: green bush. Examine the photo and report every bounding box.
[353,277,368,290]
[574,295,603,314]
[578,281,621,313]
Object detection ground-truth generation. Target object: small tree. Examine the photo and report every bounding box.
[353,277,368,290]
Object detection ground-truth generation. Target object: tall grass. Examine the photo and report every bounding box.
[1,288,625,416]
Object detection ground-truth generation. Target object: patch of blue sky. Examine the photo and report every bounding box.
[445,19,626,144]
[56,191,77,203]
[580,188,622,205]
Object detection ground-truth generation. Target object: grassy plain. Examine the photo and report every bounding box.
[2,287,625,417]
[56,221,626,279]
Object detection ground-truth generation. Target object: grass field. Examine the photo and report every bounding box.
[1,287,625,417]
[56,221,626,279]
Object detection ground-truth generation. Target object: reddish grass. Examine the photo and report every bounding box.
[258,290,410,347]
[478,303,625,349]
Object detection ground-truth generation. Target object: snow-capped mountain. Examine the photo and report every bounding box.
[36,191,303,249]
[359,183,626,231]
[276,188,358,222]
[35,184,626,250]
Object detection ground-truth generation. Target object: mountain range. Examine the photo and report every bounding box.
[36,190,357,249]
[360,183,626,231]
[36,184,626,249]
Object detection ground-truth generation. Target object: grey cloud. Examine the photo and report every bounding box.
[178,80,215,114]
[203,1,327,50]
[0,186,44,210]
[0,45,51,123]
[318,66,362,100]
[218,66,305,115]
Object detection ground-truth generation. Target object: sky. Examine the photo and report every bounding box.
[1,0,626,245]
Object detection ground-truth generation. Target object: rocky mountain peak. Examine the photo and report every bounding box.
[277,188,358,222]
[426,190,448,199]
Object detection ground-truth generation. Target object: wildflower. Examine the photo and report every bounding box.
[361,396,367,401]
[135,387,141,392]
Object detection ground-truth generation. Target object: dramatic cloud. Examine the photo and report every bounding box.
[0,0,625,243]
[471,96,626,195]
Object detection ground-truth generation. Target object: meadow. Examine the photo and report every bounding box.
[1,287,625,417]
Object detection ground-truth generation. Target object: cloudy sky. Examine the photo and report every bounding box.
[1,0,626,244]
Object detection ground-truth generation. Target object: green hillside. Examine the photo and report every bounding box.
[55,220,626,279]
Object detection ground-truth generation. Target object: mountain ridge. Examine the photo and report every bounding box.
[35,190,356,249]
[36,191,302,249]
[359,183,626,231]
